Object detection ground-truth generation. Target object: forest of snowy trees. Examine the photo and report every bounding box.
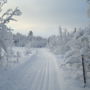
[48,26,90,87]
[0,0,90,89]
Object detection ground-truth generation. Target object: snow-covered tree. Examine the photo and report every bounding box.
[48,27,71,54]
[28,31,33,41]
[0,0,22,65]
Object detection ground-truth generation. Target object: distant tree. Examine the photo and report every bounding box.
[13,33,27,47]
[74,27,77,33]
[29,31,33,36]
[28,31,33,41]
[59,26,63,40]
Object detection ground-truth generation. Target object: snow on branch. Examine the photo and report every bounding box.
[0,0,7,12]
[1,7,22,24]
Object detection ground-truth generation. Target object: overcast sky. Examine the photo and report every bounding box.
[5,0,88,37]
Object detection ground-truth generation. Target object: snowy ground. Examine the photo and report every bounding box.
[0,48,90,90]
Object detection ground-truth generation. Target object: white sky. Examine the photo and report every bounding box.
[3,0,89,37]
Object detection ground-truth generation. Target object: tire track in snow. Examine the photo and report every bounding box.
[37,56,49,90]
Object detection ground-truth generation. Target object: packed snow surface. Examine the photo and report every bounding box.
[0,48,62,90]
[0,48,90,90]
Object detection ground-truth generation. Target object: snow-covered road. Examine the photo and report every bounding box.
[0,48,61,90]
